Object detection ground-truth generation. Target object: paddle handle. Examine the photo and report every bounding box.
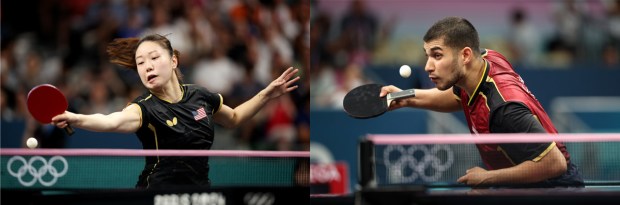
[387,89,416,101]
[64,125,75,136]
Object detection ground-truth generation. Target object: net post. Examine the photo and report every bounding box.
[358,136,376,189]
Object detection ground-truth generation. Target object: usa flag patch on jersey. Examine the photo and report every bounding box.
[192,107,207,121]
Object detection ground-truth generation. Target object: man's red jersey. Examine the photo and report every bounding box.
[453,49,570,170]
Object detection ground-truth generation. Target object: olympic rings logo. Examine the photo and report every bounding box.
[382,145,454,183]
[7,156,68,187]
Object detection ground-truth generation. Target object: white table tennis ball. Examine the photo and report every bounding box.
[26,137,38,149]
[399,65,412,78]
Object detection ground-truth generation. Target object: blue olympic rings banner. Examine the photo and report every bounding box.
[1,155,299,189]
[374,144,482,186]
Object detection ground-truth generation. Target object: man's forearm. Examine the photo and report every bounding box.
[484,147,567,185]
[406,88,461,112]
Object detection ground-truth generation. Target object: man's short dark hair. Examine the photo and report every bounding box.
[423,17,480,55]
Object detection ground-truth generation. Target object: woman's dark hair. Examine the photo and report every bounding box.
[106,34,183,81]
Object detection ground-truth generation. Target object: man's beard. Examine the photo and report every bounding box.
[436,58,462,91]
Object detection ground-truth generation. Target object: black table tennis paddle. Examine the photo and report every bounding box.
[343,84,416,119]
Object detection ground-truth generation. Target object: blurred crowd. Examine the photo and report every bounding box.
[509,0,620,68]
[309,0,620,109]
[310,0,385,108]
[1,0,310,151]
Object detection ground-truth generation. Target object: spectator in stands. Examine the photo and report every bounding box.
[606,0,620,68]
[507,7,542,68]
[332,0,378,67]
[547,0,584,67]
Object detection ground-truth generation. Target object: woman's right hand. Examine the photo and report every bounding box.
[51,111,78,129]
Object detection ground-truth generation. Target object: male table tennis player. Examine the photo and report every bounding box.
[380,17,583,188]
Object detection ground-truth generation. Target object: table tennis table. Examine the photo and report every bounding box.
[312,185,620,205]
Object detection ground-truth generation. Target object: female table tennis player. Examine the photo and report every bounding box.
[51,34,300,188]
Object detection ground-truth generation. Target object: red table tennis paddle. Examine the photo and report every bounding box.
[27,84,74,136]
[343,84,416,119]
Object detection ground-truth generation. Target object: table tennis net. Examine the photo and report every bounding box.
[1,149,309,190]
[359,133,620,188]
